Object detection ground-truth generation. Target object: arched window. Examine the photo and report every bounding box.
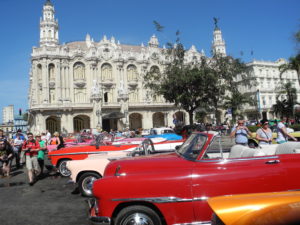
[129,89,138,103]
[37,64,42,81]
[74,88,86,103]
[101,63,112,81]
[73,62,85,80]
[127,65,138,81]
[48,64,55,81]
[150,65,160,74]
[104,92,108,103]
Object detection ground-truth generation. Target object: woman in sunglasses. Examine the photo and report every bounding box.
[256,119,273,145]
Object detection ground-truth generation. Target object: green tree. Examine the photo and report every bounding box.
[279,54,300,87]
[144,50,216,124]
[272,81,298,119]
[144,21,254,125]
[208,53,254,123]
[223,90,255,123]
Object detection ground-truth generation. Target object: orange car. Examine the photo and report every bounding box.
[208,191,300,225]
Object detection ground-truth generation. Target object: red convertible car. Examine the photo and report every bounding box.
[88,131,300,225]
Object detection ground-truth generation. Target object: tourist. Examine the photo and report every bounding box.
[230,120,253,146]
[13,133,24,168]
[276,117,297,143]
[0,139,14,178]
[35,134,46,176]
[13,129,26,141]
[22,133,40,185]
[53,131,65,150]
[256,119,273,145]
[46,130,51,143]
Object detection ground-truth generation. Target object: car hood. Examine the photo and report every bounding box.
[104,152,190,176]
[207,191,300,225]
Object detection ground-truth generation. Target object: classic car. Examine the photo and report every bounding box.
[208,191,300,225]
[88,131,300,225]
[49,136,183,177]
[67,139,158,197]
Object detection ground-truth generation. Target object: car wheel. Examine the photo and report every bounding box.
[115,205,162,225]
[78,172,101,197]
[58,159,71,177]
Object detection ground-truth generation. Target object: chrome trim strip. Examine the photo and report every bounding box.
[173,221,211,225]
[112,196,208,203]
[50,151,109,156]
[198,155,278,163]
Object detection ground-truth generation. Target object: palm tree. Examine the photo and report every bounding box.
[223,89,254,123]
[279,54,300,87]
[272,82,298,119]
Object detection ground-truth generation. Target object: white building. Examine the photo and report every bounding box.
[2,105,14,124]
[245,58,300,120]
[28,0,225,134]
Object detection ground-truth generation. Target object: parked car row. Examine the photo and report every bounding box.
[47,128,300,225]
[88,132,300,225]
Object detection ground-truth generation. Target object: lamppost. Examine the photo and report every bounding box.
[124,110,129,128]
[96,109,102,128]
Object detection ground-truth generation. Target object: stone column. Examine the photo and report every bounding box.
[67,113,73,133]
[67,66,74,102]
[55,60,61,102]
[42,60,48,103]
[61,66,66,100]
[32,62,39,105]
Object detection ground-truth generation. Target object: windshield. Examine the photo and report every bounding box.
[176,133,207,160]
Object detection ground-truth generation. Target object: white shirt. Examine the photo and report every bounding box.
[276,122,286,142]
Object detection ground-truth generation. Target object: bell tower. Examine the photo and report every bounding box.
[39,0,59,47]
[212,18,226,56]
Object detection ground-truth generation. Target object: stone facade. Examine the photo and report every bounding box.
[29,0,225,134]
[244,59,300,120]
[2,105,14,124]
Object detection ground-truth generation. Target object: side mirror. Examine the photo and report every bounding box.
[175,145,181,150]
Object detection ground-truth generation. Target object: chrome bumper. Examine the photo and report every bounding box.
[87,198,111,225]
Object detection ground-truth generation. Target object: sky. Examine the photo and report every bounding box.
[0,0,299,120]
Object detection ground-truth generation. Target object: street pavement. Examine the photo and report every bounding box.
[0,160,89,225]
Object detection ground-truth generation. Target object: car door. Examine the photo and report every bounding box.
[191,139,286,222]
[277,153,300,190]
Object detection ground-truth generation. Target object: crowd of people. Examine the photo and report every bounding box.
[0,129,63,185]
[0,118,298,186]
[230,116,297,146]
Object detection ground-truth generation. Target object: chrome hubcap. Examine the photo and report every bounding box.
[82,176,97,195]
[59,161,71,176]
[122,213,153,225]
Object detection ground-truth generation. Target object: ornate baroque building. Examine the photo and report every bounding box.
[244,59,300,120]
[28,0,225,134]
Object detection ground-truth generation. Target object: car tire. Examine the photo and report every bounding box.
[78,172,101,197]
[114,205,162,225]
[57,159,71,177]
